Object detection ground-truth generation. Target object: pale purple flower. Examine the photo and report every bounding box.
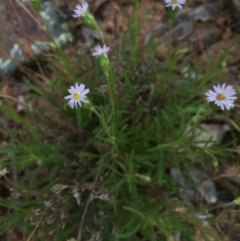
[64,83,89,109]
[92,45,110,58]
[72,3,89,19]
[164,0,186,10]
[205,84,237,110]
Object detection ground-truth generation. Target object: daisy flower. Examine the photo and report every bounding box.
[64,83,89,109]
[205,84,237,110]
[72,3,89,19]
[92,45,110,58]
[164,0,186,10]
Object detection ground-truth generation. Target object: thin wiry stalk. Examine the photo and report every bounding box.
[77,163,103,241]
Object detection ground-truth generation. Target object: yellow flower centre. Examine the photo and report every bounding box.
[216,93,226,101]
[171,0,178,3]
[73,92,81,100]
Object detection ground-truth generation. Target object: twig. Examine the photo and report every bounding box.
[26,207,48,241]
[77,163,103,241]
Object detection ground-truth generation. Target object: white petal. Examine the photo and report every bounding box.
[225,104,231,110]
[222,83,226,90]
[69,99,75,106]
[78,84,85,93]
[206,97,216,101]
[64,95,72,99]
[219,103,225,110]
[80,89,89,95]
[68,100,75,109]
[213,85,221,94]
[76,100,82,107]
[209,90,217,96]
[80,98,88,103]
[69,86,75,94]
[227,96,237,100]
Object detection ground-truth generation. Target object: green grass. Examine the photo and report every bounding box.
[0,1,239,240]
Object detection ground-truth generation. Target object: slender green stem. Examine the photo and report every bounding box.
[90,106,115,145]
[96,27,105,45]
[106,74,115,124]
[95,26,115,123]
[191,108,213,126]
[180,107,213,137]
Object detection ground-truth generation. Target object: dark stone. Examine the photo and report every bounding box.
[145,3,220,48]
[0,0,72,76]
[231,0,240,20]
